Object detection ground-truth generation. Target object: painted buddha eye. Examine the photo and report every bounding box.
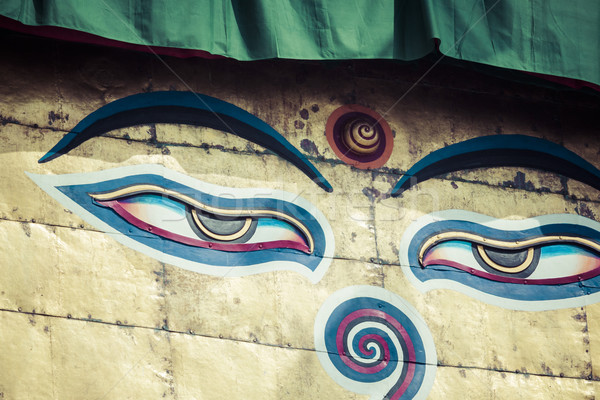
[89,184,313,254]
[399,211,600,310]
[419,233,600,284]
[27,165,334,282]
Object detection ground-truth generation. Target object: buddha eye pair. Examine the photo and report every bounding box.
[32,91,600,306]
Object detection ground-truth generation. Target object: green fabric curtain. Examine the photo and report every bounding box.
[1,0,598,86]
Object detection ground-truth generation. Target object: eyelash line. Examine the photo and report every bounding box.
[418,231,600,265]
[88,183,315,253]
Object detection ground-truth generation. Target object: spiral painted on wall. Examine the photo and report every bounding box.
[314,286,436,400]
[325,105,393,169]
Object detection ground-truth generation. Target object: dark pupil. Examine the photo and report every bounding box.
[194,210,248,236]
[482,247,529,267]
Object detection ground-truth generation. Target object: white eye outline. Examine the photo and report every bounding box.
[27,164,335,283]
[91,187,313,253]
[422,239,600,282]
[399,210,600,311]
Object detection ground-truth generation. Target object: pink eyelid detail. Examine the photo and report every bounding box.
[98,200,311,254]
[89,184,315,253]
[422,255,600,285]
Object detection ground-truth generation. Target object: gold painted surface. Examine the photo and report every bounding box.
[164,258,382,349]
[1,313,173,399]
[0,220,61,313]
[0,219,165,327]
[432,366,597,399]
[584,302,600,380]
[383,263,592,378]
[449,167,569,195]
[0,312,54,399]
[47,317,172,399]
[169,333,367,400]
[155,124,262,154]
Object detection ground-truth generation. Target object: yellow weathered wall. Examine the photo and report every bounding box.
[1,32,600,399]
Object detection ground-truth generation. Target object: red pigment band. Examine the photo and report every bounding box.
[423,258,600,285]
[335,308,416,392]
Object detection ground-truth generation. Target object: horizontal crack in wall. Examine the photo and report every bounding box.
[0,306,595,381]
[4,120,600,201]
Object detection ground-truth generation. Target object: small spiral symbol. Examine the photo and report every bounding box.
[315,286,436,400]
[342,118,382,155]
[325,105,393,169]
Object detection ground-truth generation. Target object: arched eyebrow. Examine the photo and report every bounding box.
[38,91,332,192]
[392,134,600,197]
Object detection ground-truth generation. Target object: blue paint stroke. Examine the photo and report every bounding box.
[392,135,600,196]
[39,91,332,192]
[408,219,600,304]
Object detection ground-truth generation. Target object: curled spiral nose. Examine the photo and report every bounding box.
[314,286,437,400]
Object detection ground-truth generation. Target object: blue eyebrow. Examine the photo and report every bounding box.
[392,134,600,196]
[38,91,332,192]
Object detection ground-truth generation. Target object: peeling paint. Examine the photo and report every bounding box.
[47,111,69,125]
[362,187,381,202]
[576,202,596,220]
[300,138,319,156]
[0,113,19,126]
[502,171,535,191]
[19,222,31,237]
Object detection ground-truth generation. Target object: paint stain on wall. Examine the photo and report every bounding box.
[48,111,69,126]
[576,202,596,220]
[0,113,19,125]
[503,171,535,191]
[300,139,319,156]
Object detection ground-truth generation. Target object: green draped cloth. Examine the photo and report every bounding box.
[1,0,598,86]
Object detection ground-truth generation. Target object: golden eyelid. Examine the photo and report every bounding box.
[89,184,314,253]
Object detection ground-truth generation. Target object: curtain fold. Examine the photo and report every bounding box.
[1,0,598,87]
